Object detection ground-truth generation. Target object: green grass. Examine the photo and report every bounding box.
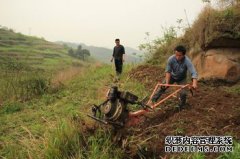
[224,83,240,95]
[217,141,240,159]
[0,64,121,158]
[0,27,122,158]
[0,28,88,102]
[0,28,76,72]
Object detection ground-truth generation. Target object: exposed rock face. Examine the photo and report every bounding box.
[190,48,240,82]
[205,37,240,50]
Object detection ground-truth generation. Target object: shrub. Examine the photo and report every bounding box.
[0,101,23,114]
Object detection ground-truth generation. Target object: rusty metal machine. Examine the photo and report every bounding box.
[87,83,191,128]
[87,86,152,128]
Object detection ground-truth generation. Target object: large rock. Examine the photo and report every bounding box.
[190,48,240,82]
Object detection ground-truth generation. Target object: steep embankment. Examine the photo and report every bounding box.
[186,5,240,82]
[148,5,240,83]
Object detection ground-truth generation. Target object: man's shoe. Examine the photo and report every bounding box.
[176,104,185,111]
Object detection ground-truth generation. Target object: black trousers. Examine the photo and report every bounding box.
[114,59,123,75]
[152,77,187,106]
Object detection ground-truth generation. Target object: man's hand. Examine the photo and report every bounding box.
[110,58,113,62]
[122,58,125,62]
[192,78,197,89]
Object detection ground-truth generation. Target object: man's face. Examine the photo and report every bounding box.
[175,51,184,61]
[115,40,120,46]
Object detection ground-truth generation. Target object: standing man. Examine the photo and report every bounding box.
[111,39,125,77]
[151,45,198,110]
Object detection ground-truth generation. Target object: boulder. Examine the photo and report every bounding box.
[190,48,240,82]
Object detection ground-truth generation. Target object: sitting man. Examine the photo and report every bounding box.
[152,45,198,109]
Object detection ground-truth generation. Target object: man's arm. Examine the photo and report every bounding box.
[123,54,125,62]
[166,72,171,84]
[165,57,172,84]
[122,46,125,62]
[111,47,115,62]
[186,58,198,89]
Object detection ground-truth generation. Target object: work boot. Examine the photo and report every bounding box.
[176,103,185,111]
[177,95,186,111]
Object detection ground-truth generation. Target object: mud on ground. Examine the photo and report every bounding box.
[124,65,240,159]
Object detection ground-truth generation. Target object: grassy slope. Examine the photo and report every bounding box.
[0,28,81,72]
[0,63,147,158]
[0,28,87,102]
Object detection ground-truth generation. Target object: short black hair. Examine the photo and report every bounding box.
[174,45,186,55]
[115,38,120,41]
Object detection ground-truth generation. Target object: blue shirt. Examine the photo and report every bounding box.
[165,55,198,81]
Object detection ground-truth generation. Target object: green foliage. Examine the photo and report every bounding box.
[45,120,123,159]
[139,26,179,66]
[0,101,23,114]
[217,141,240,159]
[0,27,77,71]
[87,129,123,159]
[0,29,87,102]
[192,152,206,159]
[185,4,240,50]
[68,45,91,61]
[0,57,50,101]
[170,152,206,159]
[224,84,240,94]
[45,120,87,159]
[42,94,57,105]
[0,64,115,158]
[143,2,240,66]
[20,76,49,96]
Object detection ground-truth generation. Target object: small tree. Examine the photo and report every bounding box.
[68,48,74,56]
[67,45,91,60]
[81,49,90,61]
[75,49,83,60]
[77,45,82,51]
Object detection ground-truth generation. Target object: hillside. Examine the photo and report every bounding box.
[1,62,239,159]
[1,2,240,159]
[56,41,142,63]
[0,28,87,103]
[147,4,240,82]
[0,28,83,72]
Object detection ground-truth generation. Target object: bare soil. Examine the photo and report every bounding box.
[124,65,240,159]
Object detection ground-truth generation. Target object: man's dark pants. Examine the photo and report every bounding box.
[152,76,187,108]
[114,59,123,75]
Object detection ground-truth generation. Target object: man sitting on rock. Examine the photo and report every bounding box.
[151,45,198,110]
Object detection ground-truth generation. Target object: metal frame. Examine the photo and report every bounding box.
[129,83,190,117]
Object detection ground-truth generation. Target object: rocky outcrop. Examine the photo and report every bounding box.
[205,37,240,50]
[190,48,240,82]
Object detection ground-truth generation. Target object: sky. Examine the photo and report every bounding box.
[0,0,205,49]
